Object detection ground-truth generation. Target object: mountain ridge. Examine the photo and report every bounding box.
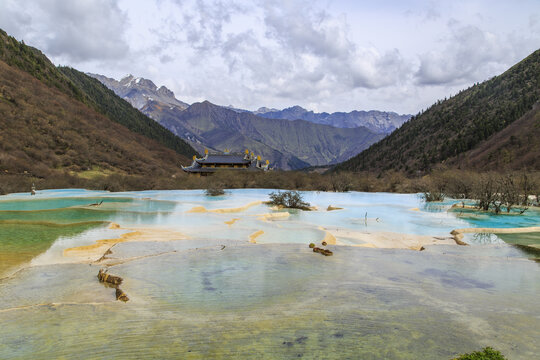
[147,100,385,170]
[0,59,190,179]
[332,48,540,173]
[0,28,196,160]
[0,28,195,181]
[254,105,411,134]
[88,73,190,111]
[90,73,409,134]
[90,73,396,169]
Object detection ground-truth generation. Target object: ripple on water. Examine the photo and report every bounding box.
[0,190,539,359]
[1,244,539,359]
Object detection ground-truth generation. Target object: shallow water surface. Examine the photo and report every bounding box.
[0,189,539,359]
[0,221,106,275]
[1,244,539,359]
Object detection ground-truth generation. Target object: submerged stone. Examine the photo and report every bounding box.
[115,287,129,302]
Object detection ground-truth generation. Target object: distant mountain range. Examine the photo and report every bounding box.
[143,100,384,170]
[88,73,189,111]
[90,74,392,169]
[1,25,537,182]
[88,73,410,135]
[333,48,540,173]
[254,106,410,134]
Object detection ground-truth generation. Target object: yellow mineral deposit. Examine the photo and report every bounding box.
[355,243,377,248]
[249,230,264,243]
[225,218,241,226]
[450,203,478,210]
[331,228,456,250]
[63,224,188,262]
[187,201,263,214]
[452,226,540,234]
[187,206,207,213]
[318,226,338,245]
[450,226,540,245]
[256,212,290,221]
[326,205,344,211]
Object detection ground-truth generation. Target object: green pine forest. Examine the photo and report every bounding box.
[333,49,540,173]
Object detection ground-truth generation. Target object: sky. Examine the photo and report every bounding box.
[1,0,539,114]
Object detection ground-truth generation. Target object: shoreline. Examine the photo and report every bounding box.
[187,201,263,214]
[3,221,538,286]
[60,222,462,265]
[62,223,189,263]
[451,226,540,244]
[321,226,457,250]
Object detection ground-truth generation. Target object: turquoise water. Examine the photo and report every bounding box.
[0,189,539,359]
[1,189,536,235]
[1,188,538,273]
[450,206,540,229]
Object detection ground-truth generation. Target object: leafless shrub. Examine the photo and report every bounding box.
[268,190,310,210]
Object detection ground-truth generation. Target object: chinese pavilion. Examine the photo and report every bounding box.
[181,149,271,175]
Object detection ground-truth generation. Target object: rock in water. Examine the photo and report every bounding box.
[116,288,129,302]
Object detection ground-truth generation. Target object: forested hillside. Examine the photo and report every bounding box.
[455,103,540,170]
[333,49,540,173]
[0,60,189,178]
[0,29,196,159]
[0,29,86,102]
[59,67,195,157]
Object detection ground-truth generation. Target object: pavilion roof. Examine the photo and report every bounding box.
[196,154,251,164]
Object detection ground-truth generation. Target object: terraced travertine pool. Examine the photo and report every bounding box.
[0,189,538,359]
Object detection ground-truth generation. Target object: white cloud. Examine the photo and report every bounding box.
[0,0,33,35]
[0,0,130,62]
[262,0,351,59]
[415,22,524,85]
[0,0,538,114]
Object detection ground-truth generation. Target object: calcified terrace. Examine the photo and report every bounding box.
[0,189,539,359]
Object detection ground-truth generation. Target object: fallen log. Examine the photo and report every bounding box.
[97,268,123,286]
[96,248,113,263]
[313,247,333,256]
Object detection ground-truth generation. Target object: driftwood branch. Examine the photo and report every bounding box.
[313,247,333,256]
[97,268,123,285]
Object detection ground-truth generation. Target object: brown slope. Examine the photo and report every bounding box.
[0,60,189,178]
[453,102,540,170]
[0,29,196,160]
[332,49,540,173]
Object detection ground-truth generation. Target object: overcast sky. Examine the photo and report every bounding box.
[1,0,539,114]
